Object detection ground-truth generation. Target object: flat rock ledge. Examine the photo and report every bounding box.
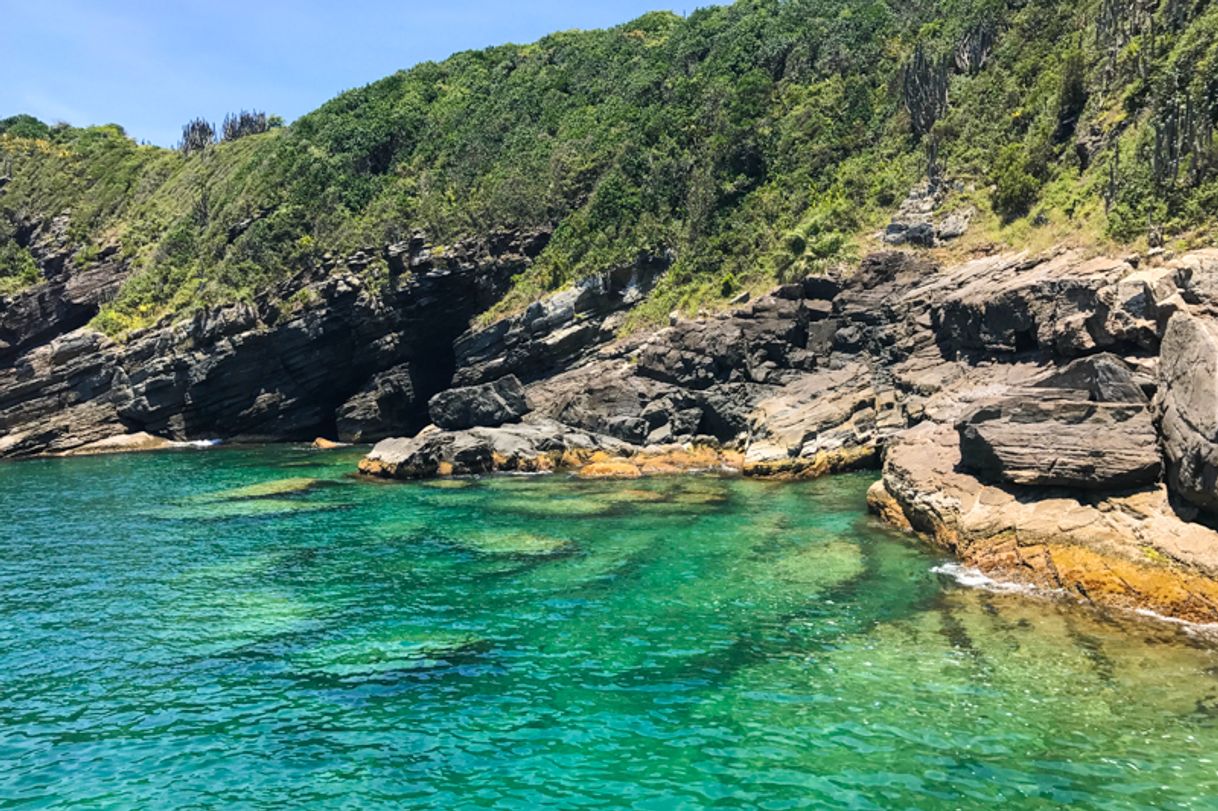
[59,431,175,457]
[868,422,1218,624]
[357,419,743,480]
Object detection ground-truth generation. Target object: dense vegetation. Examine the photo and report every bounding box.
[1,0,1217,334]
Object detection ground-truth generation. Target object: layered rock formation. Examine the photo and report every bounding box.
[1156,261,1218,518]
[428,375,530,430]
[955,362,1161,491]
[0,226,552,455]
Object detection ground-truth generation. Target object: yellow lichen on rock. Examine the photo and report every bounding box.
[578,460,643,479]
[872,421,1218,624]
[866,480,913,533]
[743,445,877,479]
[631,445,741,473]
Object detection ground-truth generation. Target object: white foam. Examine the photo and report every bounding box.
[936,563,1218,638]
[931,562,1040,595]
[1133,608,1218,638]
[172,439,222,449]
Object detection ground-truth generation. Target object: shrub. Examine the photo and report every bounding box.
[7,0,1218,328]
[1054,50,1087,143]
[0,115,51,140]
[222,111,274,142]
[991,145,1041,221]
[0,243,41,294]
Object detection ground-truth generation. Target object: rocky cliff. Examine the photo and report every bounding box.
[0,225,550,455]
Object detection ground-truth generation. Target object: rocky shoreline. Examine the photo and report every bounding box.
[355,245,1218,624]
[7,225,1218,624]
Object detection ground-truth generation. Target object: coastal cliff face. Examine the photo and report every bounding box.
[0,228,548,455]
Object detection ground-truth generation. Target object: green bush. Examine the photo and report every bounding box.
[1054,50,1087,143]
[0,115,51,140]
[0,243,41,294]
[991,145,1042,222]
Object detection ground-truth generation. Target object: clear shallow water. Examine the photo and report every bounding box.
[2,448,1218,809]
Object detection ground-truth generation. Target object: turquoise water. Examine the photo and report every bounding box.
[2,448,1218,809]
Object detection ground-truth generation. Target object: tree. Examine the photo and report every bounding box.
[0,114,51,140]
[991,145,1041,221]
[179,119,216,155]
[222,110,273,142]
[1054,51,1088,143]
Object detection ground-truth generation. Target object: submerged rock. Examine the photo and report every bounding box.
[199,477,327,501]
[298,631,489,678]
[153,497,337,521]
[772,540,865,587]
[492,495,618,518]
[456,530,574,558]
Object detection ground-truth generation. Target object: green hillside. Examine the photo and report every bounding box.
[2,0,1217,333]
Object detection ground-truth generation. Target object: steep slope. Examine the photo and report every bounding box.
[1,0,1217,456]
[4,0,1218,329]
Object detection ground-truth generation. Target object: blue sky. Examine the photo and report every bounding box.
[0,0,680,146]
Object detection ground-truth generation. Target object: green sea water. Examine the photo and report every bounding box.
[2,446,1218,809]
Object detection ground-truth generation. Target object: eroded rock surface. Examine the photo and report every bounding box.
[1156,272,1218,518]
[851,249,1218,622]
[0,229,550,456]
[359,247,1206,489]
[870,422,1218,623]
[428,375,530,430]
[336,363,420,444]
[957,395,1161,490]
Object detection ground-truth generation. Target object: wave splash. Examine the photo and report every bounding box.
[931,562,1040,595]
